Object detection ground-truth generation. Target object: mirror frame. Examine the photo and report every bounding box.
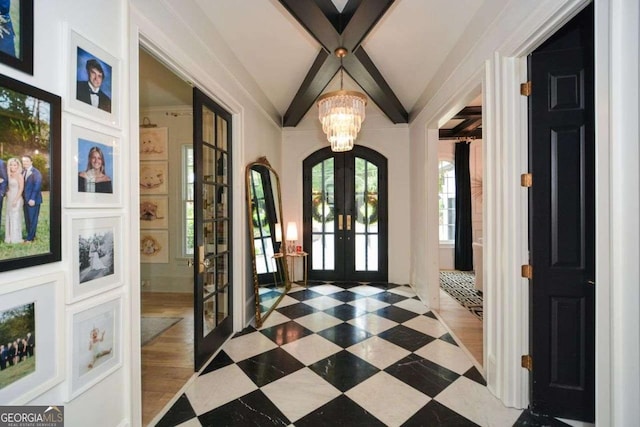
[246,156,290,327]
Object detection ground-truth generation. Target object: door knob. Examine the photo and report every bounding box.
[587,280,595,286]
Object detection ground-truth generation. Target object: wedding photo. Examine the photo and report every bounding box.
[0,74,61,272]
[78,228,114,284]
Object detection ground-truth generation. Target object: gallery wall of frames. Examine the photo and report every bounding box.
[0,1,128,425]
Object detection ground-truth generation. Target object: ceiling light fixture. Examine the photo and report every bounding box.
[317,48,367,152]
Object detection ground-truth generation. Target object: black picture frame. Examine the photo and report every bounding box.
[0,73,61,272]
[0,0,34,75]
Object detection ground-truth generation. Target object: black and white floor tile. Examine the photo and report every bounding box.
[153,282,560,427]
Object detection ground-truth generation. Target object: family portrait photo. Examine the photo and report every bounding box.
[0,302,35,391]
[0,0,33,74]
[0,74,61,272]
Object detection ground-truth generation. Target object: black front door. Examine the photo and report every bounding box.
[528,4,595,421]
[303,145,388,282]
[193,88,233,370]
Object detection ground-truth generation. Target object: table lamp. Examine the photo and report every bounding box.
[286,222,298,254]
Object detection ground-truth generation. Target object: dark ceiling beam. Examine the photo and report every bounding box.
[452,106,482,119]
[313,0,341,32]
[279,0,340,51]
[279,0,405,126]
[451,117,482,135]
[439,128,483,140]
[282,51,340,127]
[345,49,408,123]
[341,0,394,52]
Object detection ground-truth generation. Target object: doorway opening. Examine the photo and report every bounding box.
[138,47,194,425]
[435,94,484,367]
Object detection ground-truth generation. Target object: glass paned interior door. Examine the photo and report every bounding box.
[354,157,379,271]
[311,158,335,272]
[194,87,232,370]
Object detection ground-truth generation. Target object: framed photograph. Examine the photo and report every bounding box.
[66,27,119,127]
[0,0,33,74]
[139,161,168,195]
[66,292,122,401]
[0,272,64,404]
[140,195,168,229]
[140,127,168,161]
[140,230,169,264]
[69,214,122,303]
[0,73,61,273]
[65,120,121,207]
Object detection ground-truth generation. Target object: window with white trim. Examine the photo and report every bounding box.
[183,145,195,256]
[438,160,455,242]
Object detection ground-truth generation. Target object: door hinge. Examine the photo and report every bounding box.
[521,173,533,188]
[520,81,532,96]
[521,264,533,279]
[521,355,533,371]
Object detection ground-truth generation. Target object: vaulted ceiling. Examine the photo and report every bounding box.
[191,0,485,127]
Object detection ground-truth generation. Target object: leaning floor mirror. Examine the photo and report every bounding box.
[246,157,290,327]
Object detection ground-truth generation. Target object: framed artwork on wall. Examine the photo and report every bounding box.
[0,73,61,273]
[0,0,34,74]
[65,120,121,208]
[69,214,123,303]
[140,127,168,161]
[66,291,122,401]
[140,229,169,264]
[65,27,119,128]
[140,195,168,229]
[0,272,64,404]
[139,161,168,195]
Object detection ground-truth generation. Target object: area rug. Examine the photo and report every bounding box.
[440,270,483,320]
[141,317,182,346]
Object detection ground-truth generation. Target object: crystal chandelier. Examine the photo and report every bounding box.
[317,48,367,152]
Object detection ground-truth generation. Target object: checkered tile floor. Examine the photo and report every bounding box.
[152,282,548,426]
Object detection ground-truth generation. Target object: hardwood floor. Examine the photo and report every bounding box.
[435,288,484,368]
[141,292,194,426]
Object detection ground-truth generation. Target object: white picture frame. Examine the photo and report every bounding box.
[140,230,169,264]
[66,291,122,401]
[0,273,64,404]
[140,196,169,229]
[140,127,169,161]
[65,26,120,128]
[140,161,168,195]
[69,214,123,303]
[64,118,121,208]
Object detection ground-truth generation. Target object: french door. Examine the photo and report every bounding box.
[303,145,387,282]
[193,88,233,370]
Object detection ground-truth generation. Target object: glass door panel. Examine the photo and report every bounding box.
[194,88,233,370]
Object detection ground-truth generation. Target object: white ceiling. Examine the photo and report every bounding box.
[140,0,486,123]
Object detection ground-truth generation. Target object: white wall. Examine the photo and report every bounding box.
[0,1,129,426]
[281,105,411,285]
[139,107,193,293]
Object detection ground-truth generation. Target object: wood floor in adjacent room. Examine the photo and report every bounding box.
[436,288,483,367]
[141,292,194,426]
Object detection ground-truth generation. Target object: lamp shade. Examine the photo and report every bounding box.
[286,222,298,241]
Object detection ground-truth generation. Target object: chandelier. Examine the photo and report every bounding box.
[317,48,367,152]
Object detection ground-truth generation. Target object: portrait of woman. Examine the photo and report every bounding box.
[4,157,24,244]
[78,146,112,194]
